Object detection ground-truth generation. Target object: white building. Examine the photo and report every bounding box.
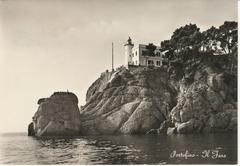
[124,37,164,68]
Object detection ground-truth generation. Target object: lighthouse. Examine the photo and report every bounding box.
[124,37,134,68]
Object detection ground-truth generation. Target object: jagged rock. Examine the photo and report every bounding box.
[226,108,237,132]
[145,120,175,135]
[28,122,35,136]
[80,67,176,135]
[31,92,81,137]
[203,112,232,133]
[146,129,158,135]
[227,116,237,132]
[169,67,237,134]
[158,121,169,134]
[119,100,165,134]
[177,119,194,134]
[167,127,176,135]
[158,120,174,134]
[80,62,237,135]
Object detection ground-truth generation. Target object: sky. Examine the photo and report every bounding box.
[0,0,237,132]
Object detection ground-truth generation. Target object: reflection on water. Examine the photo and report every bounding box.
[0,133,237,164]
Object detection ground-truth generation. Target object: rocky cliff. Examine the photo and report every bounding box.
[80,55,237,135]
[29,92,81,136]
[80,66,177,135]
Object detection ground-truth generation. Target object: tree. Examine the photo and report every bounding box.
[146,43,157,56]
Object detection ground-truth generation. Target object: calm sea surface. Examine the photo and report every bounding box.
[0,133,237,164]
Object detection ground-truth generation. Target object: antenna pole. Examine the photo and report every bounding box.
[112,42,114,71]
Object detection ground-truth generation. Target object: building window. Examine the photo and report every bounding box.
[156,61,161,66]
[135,61,137,65]
[136,52,137,56]
[156,52,161,57]
[147,60,154,66]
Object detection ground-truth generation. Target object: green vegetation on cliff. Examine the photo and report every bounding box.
[161,21,237,75]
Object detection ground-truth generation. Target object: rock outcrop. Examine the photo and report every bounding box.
[80,57,237,135]
[148,57,237,135]
[80,66,177,135]
[28,122,35,136]
[29,92,81,136]
[170,76,237,134]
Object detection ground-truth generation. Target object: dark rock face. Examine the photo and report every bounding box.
[146,129,158,135]
[30,92,81,137]
[81,61,237,135]
[159,120,174,134]
[167,127,176,135]
[80,67,177,135]
[28,122,35,136]
[169,70,237,134]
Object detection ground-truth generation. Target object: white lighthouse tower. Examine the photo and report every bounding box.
[124,37,134,68]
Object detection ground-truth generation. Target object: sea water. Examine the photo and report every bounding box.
[0,133,237,164]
